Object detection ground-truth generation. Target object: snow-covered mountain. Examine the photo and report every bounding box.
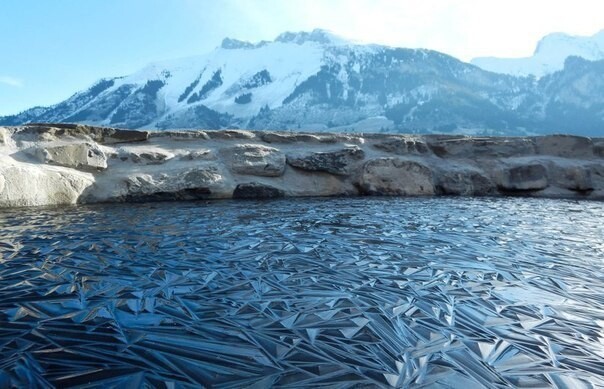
[472,30,604,78]
[2,29,604,136]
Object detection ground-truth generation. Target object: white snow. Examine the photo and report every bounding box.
[82,29,387,128]
[471,30,604,78]
[102,37,334,121]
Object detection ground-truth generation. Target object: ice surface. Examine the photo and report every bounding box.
[0,197,603,387]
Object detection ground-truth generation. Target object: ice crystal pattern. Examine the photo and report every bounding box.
[0,197,603,388]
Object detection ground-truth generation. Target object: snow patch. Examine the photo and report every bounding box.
[471,30,604,78]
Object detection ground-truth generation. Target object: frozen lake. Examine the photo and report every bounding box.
[0,197,603,387]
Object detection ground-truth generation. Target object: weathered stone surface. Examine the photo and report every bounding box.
[260,132,355,144]
[534,135,593,158]
[287,146,365,176]
[21,124,149,144]
[435,170,495,196]
[497,164,548,191]
[0,128,6,145]
[587,164,604,190]
[549,165,594,192]
[2,125,604,208]
[124,166,225,201]
[357,158,434,196]
[261,132,322,144]
[101,128,150,144]
[233,182,285,199]
[594,142,604,158]
[0,164,93,207]
[30,142,107,171]
[125,150,174,164]
[181,168,223,187]
[149,130,210,140]
[222,144,285,177]
[207,130,256,140]
[373,137,429,155]
[180,150,215,161]
[426,136,535,158]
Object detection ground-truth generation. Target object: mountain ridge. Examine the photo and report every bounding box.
[471,29,604,78]
[2,29,603,136]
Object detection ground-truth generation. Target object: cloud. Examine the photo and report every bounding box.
[0,76,23,87]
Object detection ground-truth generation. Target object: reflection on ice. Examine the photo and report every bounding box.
[0,197,603,387]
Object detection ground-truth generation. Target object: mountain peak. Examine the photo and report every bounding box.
[274,29,349,46]
[220,29,350,50]
[3,28,604,137]
[472,29,604,78]
[534,32,569,55]
[220,37,256,50]
[534,30,604,55]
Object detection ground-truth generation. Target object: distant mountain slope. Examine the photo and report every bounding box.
[471,30,604,78]
[2,29,604,136]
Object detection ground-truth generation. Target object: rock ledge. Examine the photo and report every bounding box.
[0,124,602,207]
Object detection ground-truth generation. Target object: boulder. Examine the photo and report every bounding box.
[587,164,604,190]
[233,183,285,199]
[497,164,548,191]
[0,163,93,207]
[260,132,356,144]
[180,149,215,161]
[534,135,593,158]
[20,124,149,144]
[30,142,107,171]
[125,150,174,164]
[435,170,495,196]
[207,130,256,140]
[373,137,429,155]
[123,166,226,202]
[549,165,593,192]
[261,132,323,144]
[101,128,149,144]
[425,136,535,158]
[287,146,365,176]
[222,144,285,177]
[357,158,435,196]
[594,142,604,158]
[149,130,210,140]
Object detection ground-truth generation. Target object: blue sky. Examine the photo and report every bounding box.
[1,0,603,116]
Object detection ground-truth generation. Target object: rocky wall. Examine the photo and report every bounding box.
[0,123,602,208]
